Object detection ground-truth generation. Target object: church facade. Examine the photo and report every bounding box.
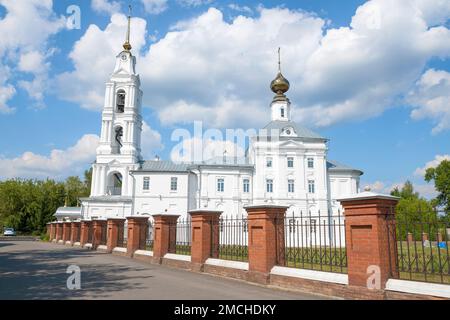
[76,15,363,223]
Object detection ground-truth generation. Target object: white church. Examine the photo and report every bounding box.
[55,14,363,223]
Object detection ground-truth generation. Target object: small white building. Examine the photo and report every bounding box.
[78,17,363,229]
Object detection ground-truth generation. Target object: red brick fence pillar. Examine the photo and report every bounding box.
[152,214,179,261]
[338,193,399,290]
[189,210,222,271]
[63,222,72,244]
[79,220,92,247]
[126,216,149,257]
[92,219,107,250]
[49,223,56,241]
[107,218,125,253]
[244,205,288,284]
[70,221,81,245]
[56,222,63,243]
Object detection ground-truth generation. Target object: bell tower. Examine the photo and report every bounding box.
[90,6,143,197]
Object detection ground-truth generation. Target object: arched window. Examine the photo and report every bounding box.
[107,172,122,196]
[116,89,125,113]
[111,126,123,154]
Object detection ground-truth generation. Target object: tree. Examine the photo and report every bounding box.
[0,167,93,235]
[83,168,92,196]
[425,159,450,217]
[390,181,437,240]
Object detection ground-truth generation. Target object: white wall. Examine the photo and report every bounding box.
[133,172,189,217]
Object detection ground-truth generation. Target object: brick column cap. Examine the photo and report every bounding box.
[244,204,289,210]
[126,216,151,224]
[337,191,399,203]
[92,218,108,221]
[151,214,180,218]
[188,209,222,215]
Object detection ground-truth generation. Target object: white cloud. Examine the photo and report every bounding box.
[141,121,164,159]
[18,51,48,74]
[0,134,99,180]
[364,180,437,199]
[0,0,65,110]
[171,137,245,163]
[56,14,147,110]
[57,0,450,132]
[0,83,15,114]
[91,0,121,15]
[141,0,168,15]
[407,69,450,134]
[414,154,450,176]
[177,0,212,7]
[228,4,253,15]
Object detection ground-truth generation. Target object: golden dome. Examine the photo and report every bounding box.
[270,72,290,95]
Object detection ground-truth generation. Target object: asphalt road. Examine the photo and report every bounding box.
[0,241,330,300]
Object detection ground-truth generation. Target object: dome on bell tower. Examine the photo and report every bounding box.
[270,47,290,95]
[270,72,290,95]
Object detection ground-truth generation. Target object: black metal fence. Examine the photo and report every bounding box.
[122,220,128,246]
[388,211,449,284]
[146,218,154,251]
[175,217,191,255]
[212,216,248,262]
[278,210,347,274]
[87,223,93,244]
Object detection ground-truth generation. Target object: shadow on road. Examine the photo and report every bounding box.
[0,242,153,300]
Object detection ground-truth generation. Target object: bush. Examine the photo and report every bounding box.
[40,234,50,242]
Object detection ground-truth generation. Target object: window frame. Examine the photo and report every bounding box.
[217,178,225,193]
[266,157,273,168]
[307,157,314,169]
[288,179,295,193]
[170,177,178,191]
[308,179,315,194]
[266,179,274,193]
[287,157,294,168]
[243,178,250,193]
[143,177,150,191]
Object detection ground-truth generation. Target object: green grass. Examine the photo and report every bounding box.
[396,241,449,284]
[175,244,191,256]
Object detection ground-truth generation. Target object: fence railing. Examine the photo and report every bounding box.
[88,224,93,244]
[146,219,154,251]
[122,221,128,246]
[388,212,449,284]
[277,210,347,274]
[212,216,248,262]
[174,217,191,255]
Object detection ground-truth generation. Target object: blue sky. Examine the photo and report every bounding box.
[0,0,449,198]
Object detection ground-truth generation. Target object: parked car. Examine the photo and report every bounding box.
[3,228,16,236]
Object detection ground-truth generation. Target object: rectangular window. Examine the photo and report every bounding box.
[266,179,273,193]
[307,157,314,169]
[266,157,273,168]
[288,179,295,193]
[217,178,224,192]
[308,180,315,194]
[170,177,178,191]
[143,177,150,190]
[287,157,294,168]
[243,179,250,193]
[281,108,285,118]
